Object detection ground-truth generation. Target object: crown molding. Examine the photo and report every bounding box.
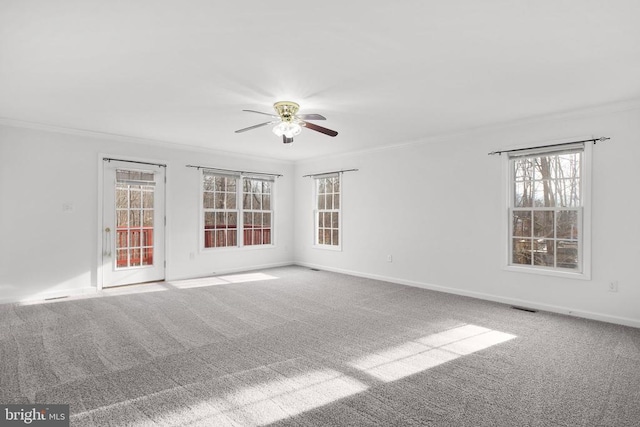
[0,117,294,165]
[295,97,640,164]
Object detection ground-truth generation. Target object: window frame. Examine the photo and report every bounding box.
[201,172,275,250]
[313,174,342,251]
[502,141,592,280]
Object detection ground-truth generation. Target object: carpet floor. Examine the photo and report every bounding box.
[1,266,639,426]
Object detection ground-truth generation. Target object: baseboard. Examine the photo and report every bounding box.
[294,262,640,329]
[0,286,99,306]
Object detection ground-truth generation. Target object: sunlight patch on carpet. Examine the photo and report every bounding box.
[169,272,279,289]
[349,324,517,382]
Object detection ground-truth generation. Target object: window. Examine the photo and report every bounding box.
[202,172,273,249]
[507,143,590,276]
[314,174,341,248]
[243,178,272,246]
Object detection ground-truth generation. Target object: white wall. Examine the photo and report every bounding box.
[294,104,640,327]
[0,124,294,303]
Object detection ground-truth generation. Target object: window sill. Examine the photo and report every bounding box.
[503,264,590,280]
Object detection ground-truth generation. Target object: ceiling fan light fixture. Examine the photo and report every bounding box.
[272,121,302,138]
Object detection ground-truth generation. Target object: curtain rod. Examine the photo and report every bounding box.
[185,164,283,178]
[103,157,167,167]
[302,168,359,178]
[488,137,609,156]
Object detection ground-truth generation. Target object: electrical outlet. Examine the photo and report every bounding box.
[387,255,393,263]
[608,281,618,292]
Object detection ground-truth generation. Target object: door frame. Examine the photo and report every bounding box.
[97,153,169,291]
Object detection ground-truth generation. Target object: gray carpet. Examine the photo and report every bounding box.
[1,266,639,426]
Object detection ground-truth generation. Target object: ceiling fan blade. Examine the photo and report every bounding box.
[243,109,279,118]
[302,121,338,137]
[296,113,326,120]
[234,121,275,133]
[283,135,294,144]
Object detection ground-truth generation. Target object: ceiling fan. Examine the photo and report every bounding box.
[235,101,338,144]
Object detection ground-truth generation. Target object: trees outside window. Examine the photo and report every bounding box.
[509,147,586,272]
[314,175,341,248]
[202,173,273,248]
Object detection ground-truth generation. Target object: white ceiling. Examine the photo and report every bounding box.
[2,1,640,161]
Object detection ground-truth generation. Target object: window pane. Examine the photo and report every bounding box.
[117,210,128,227]
[228,212,237,227]
[215,176,225,191]
[534,181,557,207]
[332,230,339,246]
[116,249,127,268]
[227,178,236,192]
[130,190,141,208]
[216,230,226,246]
[142,229,153,246]
[227,230,237,246]
[243,193,251,210]
[244,212,252,226]
[226,193,237,209]
[203,176,215,191]
[116,189,128,208]
[512,211,531,237]
[142,190,153,208]
[143,210,153,227]
[263,212,271,227]
[253,213,262,228]
[215,193,225,209]
[130,249,141,267]
[204,230,213,248]
[262,195,271,210]
[324,212,331,228]
[325,179,334,194]
[317,194,325,210]
[130,210,141,227]
[318,213,324,227]
[555,179,580,207]
[557,240,578,269]
[514,159,534,182]
[557,210,578,239]
[252,193,262,210]
[318,230,324,245]
[325,194,333,209]
[332,212,339,228]
[214,212,224,227]
[533,211,554,238]
[514,181,533,207]
[204,212,214,229]
[324,229,332,245]
[317,180,325,194]
[131,230,140,247]
[512,239,531,265]
[142,248,153,266]
[533,239,554,267]
[333,195,340,209]
[203,192,214,209]
[333,178,340,193]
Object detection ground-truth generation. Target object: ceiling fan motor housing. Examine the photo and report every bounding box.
[274,101,299,123]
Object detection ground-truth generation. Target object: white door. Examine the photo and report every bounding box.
[102,160,165,287]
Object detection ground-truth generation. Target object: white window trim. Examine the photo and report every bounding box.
[501,141,592,280]
[199,173,275,251]
[312,174,342,251]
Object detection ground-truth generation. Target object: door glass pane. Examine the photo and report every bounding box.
[115,176,155,269]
